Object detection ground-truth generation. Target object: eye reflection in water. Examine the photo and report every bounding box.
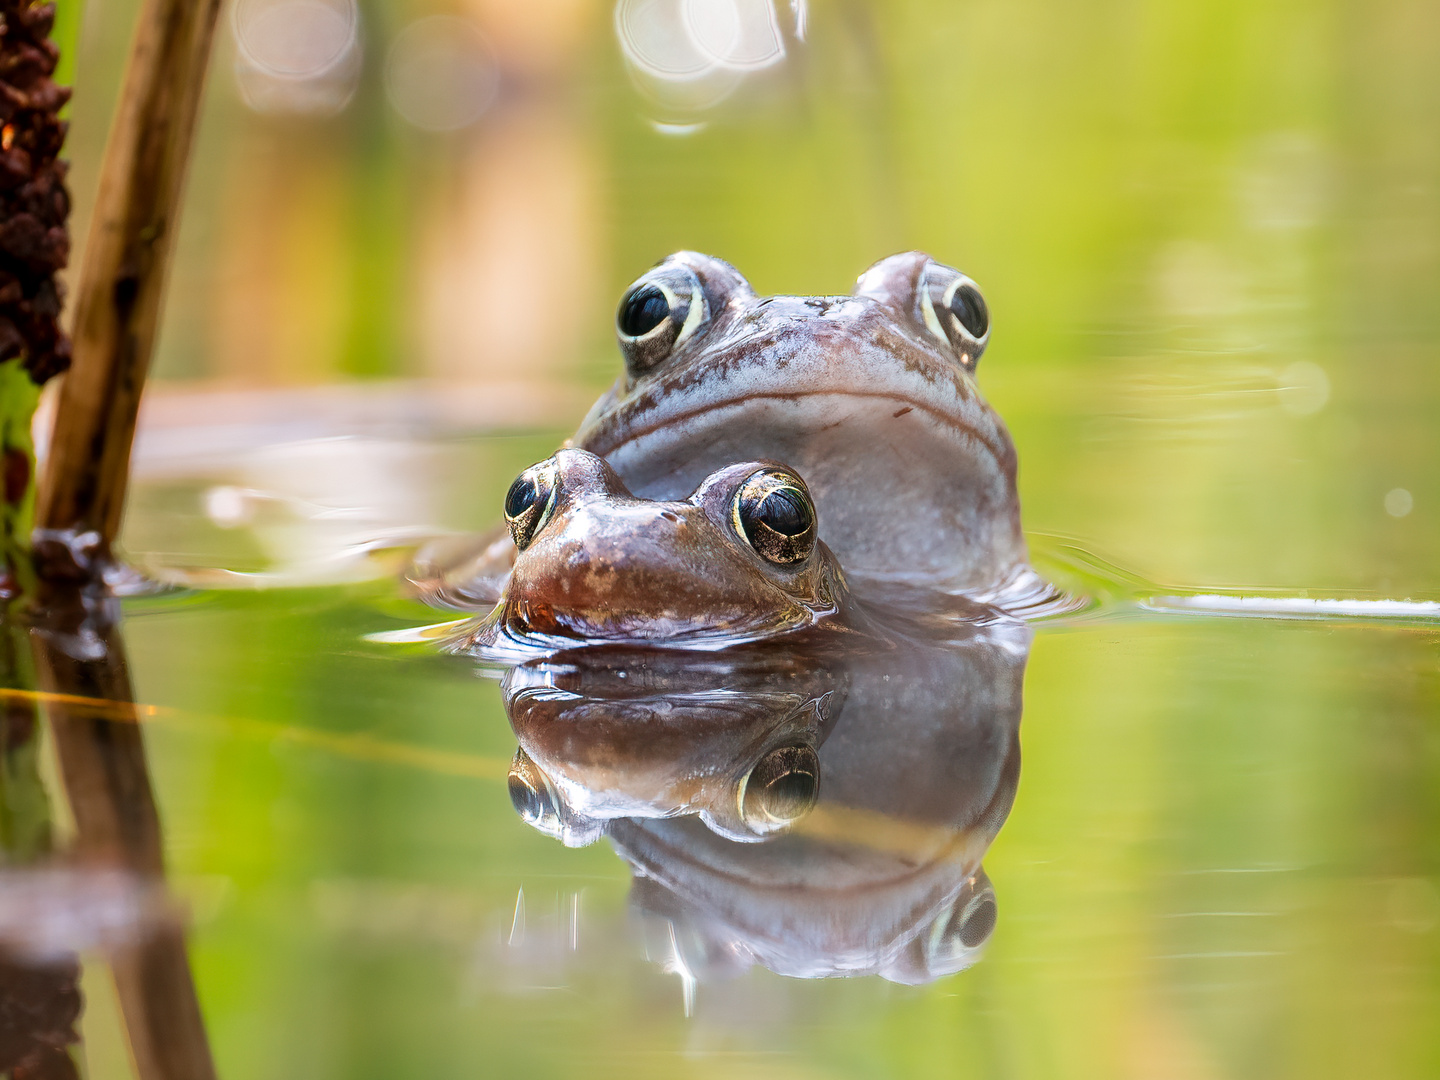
[499,614,1029,985]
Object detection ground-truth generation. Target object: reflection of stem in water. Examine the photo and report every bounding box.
[30,602,216,1080]
[0,622,82,1080]
[0,951,82,1079]
[0,623,49,861]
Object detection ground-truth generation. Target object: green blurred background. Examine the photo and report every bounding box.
[46,0,1440,1076]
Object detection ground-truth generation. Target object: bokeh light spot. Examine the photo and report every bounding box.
[1277,360,1330,416]
[1384,488,1414,518]
[385,17,500,133]
[232,0,362,115]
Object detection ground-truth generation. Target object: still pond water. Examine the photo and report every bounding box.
[11,399,1431,1080]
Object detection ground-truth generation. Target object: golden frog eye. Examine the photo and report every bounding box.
[504,459,559,551]
[920,261,990,372]
[732,469,817,565]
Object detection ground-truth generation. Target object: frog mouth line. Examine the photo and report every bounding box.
[583,390,1014,468]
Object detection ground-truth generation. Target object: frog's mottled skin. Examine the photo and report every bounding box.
[413,251,1025,612]
[459,449,850,652]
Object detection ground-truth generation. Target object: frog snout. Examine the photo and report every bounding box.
[504,501,800,639]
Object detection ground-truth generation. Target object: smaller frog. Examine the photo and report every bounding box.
[457,449,851,652]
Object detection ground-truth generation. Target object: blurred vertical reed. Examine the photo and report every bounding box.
[34,0,222,578]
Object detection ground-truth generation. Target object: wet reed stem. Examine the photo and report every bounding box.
[36,0,223,565]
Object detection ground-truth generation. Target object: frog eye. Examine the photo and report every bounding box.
[737,743,820,835]
[926,874,998,966]
[504,459,559,551]
[615,264,708,378]
[508,750,561,833]
[507,749,603,847]
[508,748,595,845]
[948,883,998,950]
[732,469,817,565]
[618,284,669,337]
[920,262,990,372]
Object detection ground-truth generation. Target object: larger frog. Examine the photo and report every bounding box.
[414,251,1025,608]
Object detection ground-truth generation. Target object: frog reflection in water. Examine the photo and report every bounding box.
[414,250,1035,614]
[502,616,1028,983]
[419,253,1034,985]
